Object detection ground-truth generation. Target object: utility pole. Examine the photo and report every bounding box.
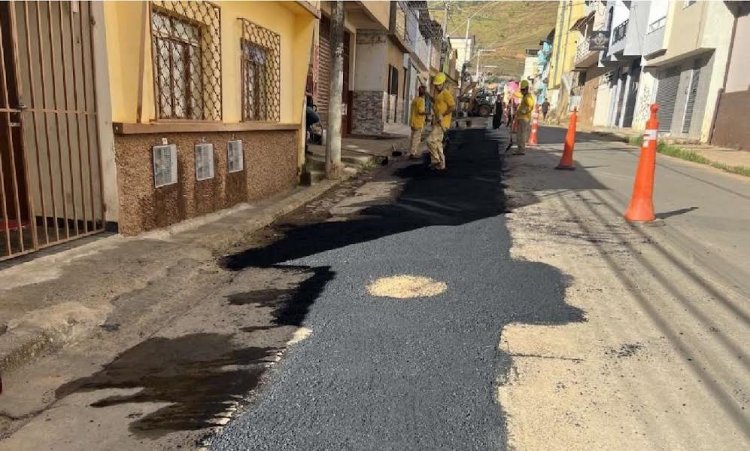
[326,0,344,179]
[442,2,448,35]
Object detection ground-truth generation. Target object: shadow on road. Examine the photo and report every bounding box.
[655,206,699,219]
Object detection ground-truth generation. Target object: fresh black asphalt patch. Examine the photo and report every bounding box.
[211,127,584,450]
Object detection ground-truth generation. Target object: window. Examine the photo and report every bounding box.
[240,19,280,122]
[153,144,178,188]
[195,143,215,181]
[227,140,244,173]
[389,65,399,95]
[151,2,222,121]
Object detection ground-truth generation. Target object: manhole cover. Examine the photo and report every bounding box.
[367,275,447,299]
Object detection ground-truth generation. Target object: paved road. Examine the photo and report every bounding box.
[498,126,750,449]
[536,126,750,295]
[212,126,583,450]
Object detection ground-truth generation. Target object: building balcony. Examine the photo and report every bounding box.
[429,43,440,72]
[389,1,411,53]
[575,37,599,69]
[608,19,628,56]
[643,15,667,57]
[613,19,628,46]
[412,34,430,71]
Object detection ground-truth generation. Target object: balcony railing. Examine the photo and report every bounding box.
[612,19,628,45]
[576,38,591,62]
[392,2,407,43]
[430,43,440,70]
[648,16,666,34]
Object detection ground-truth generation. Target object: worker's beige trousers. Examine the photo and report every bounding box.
[516,119,530,154]
[426,125,446,169]
[409,127,423,156]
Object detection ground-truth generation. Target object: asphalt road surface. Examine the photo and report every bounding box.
[211,126,583,450]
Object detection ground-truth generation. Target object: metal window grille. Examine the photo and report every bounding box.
[239,18,280,122]
[151,1,222,121]
[153,144,177,187]
[613,19,628,45]
[227,140,243,173]
[195,143,214,181]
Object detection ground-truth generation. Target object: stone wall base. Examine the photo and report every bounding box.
[352,90,386,136]
[114,130,298,235]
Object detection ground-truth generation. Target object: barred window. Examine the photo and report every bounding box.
[240,19,280,122]
[151,2,222,121]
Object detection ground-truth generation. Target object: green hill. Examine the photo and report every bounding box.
[430,1,558,77]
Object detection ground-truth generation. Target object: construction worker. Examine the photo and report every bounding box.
[409,85,427,159]
[513,79,536,155]
[426,72,454,170]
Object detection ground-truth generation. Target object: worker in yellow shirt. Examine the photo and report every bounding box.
[409,85,427,159]
[514,79,536,155]
[426,72,455,170]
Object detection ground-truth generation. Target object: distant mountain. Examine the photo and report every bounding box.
[430,1,558,77]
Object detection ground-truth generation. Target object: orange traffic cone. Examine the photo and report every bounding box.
[625,104,659,222]
[528,106,539,146]
[555,107,577,170]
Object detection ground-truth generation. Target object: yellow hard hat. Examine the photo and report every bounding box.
[520,80,530,89]
[434,72,447,85]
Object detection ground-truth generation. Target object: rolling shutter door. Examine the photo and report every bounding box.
[317,17,331,130]
[656,67,680,132]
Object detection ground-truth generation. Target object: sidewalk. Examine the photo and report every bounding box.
[305,133,410,183]
[0,135,401,375]
[550,122,750,175]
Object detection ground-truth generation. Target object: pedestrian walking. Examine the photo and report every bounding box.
[512,80,535,155]
[426,72,454,171]
[492,93,504,129]
[409,85,427,159]
[504,87,519,152]
[541,99,550,121]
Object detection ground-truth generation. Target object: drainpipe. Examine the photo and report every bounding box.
[708,3,739,144]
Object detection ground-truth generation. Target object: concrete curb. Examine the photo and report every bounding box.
[0,168,362,376]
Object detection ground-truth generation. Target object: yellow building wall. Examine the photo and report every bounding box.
[361,1,391,30]
[103,1,315,125]
[548,0,585,90]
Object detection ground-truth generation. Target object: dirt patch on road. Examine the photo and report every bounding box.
[366,275,447,299]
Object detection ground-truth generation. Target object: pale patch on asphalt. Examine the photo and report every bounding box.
[287,327,312,346]
[367,275,447,299]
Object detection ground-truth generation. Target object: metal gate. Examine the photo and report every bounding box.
[0,1,104,261]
